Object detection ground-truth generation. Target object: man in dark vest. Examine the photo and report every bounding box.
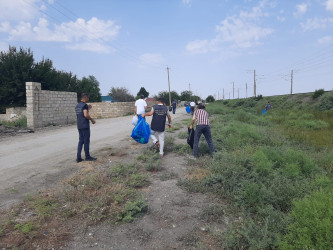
[75,93,97,162]
[142,98,172,158]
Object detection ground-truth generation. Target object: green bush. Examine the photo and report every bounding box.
[316,92,333,111]
[279,189,333,249]
[312,89,325,99]
[116,199,148,223]
[1,116,27,127]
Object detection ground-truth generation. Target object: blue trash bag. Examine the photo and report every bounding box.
[262,108,267,115]
[186,105,191,114]
[131,116,151,144]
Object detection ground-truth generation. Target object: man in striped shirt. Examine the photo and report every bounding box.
[189,103,215,158]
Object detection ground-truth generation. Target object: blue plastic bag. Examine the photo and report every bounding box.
[262,108,267,115]
[186,105,191,114]
[131,116,151,144]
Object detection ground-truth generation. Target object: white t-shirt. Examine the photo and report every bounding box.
[135,99,147,115]
[190,101,195,107]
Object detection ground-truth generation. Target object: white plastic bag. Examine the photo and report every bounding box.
[132,115,138,126]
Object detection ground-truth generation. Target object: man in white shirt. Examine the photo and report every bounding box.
[134,95,147,116]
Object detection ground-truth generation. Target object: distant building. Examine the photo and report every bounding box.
[145,97,156,102]
[101,96,113,103]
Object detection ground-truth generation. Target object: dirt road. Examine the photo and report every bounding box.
[0,109,185,210]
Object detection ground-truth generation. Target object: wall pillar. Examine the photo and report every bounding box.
[26,82,41,129]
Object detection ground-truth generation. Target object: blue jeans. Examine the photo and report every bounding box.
[172,106,176,114]
[77,128,90,159]
[193,125,215,157]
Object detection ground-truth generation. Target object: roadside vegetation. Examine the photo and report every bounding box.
[0,158,151,248]
[0,116,27,128]
[177,91,333,249]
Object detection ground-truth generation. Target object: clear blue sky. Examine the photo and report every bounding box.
[1,0,332,99]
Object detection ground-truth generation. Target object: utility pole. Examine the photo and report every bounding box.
[233,81,235,99]
[229,92,230,99]
[290,70,293,95]
[166,67,171,106]
[254,69,256,97]
[238,88,239,99]
[218,91,219,100]
[223,88,225,100]
[246,83,248,98]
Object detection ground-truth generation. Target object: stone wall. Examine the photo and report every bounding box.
[0,107,26,121]
[26,82,77,129]
[87,102,134,119]
[87,100,158,119]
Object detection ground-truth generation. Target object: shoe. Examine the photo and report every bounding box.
[188,155,197,160]
[154,141,160,149]
[159,154,164,158]
[76,158,83,163]
[85,157,97,161]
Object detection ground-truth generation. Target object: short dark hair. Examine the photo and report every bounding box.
[157,97,166,104]
[81,93,89,99]
[198,103,206,109]
[140,95,145,99]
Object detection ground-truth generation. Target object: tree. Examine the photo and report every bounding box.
[108,87,135,102]
[206,95,215,103]
[0,45,103,112]
[136,87,149,99]
[180,90,193,101]
[78,76,102,102]
[0,46,34,112]
[156,91,180,105]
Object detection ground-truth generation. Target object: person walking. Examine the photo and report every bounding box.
[190,101,195,115]
[142,98,172,158]
[75,93,97,162]
[172,100,177,114]
[190,103,215,158]
[134,95,148,117]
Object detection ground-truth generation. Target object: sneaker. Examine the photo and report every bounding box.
[188,155,197,160]
[154,141,160,149]
[76,158,83,163]
[85,156,97,161]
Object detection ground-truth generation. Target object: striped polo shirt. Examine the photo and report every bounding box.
[194,109,210,126]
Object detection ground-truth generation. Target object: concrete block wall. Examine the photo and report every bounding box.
[0,107,26,121]
[26,82,77,129]
[87,102,134,119]
[87,100,158,119]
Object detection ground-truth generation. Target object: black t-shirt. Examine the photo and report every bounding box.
[75,102,89,129]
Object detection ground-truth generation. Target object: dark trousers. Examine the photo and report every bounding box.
[172,106,176,114]
[193,125,215,157]
[77,128,90,159]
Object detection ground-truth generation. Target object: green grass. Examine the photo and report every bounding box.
[0,160,150,248]
[1,116,27,127]
[178,95,333,249]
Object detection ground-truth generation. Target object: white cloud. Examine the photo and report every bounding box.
[182,0,192,5]
[140,53,164,65]
[318,36,333,44]
[0,0,40,21]
[186,0,273,54]
[326,0,333,11]
[301,17,333,31]
[0,22,11,32]
[66,42,114,53]
[6,17,120,53]
[215,16,273,49]
[294,3,308,17]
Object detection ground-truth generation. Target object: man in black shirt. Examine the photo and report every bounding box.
[142,98,171,158]
[75,93,97,162]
